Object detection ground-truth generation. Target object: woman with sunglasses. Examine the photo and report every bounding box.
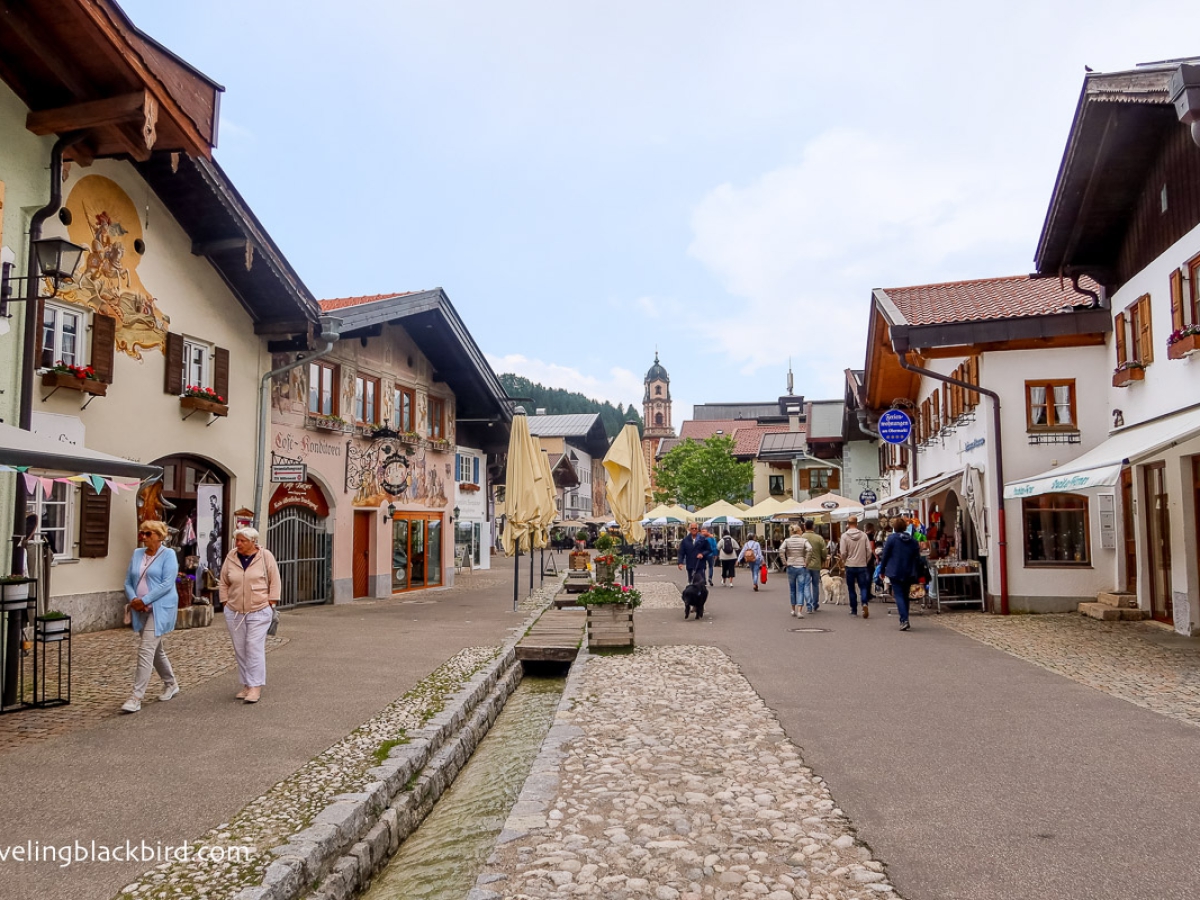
[121,520,180,713]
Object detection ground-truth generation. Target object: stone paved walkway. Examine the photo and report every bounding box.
[937,612,1200,729]
[477,645,896,900]
[0,621,287,753]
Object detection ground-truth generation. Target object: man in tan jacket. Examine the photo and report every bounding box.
[839,516,873,617]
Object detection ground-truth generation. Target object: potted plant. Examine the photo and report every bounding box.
[309,413,349,432]
[0,575,34,609]
[1112,360,1147,387]
[1168,325,1200,360]
[180,385,229,417]
[35,610,70,642]
[41,361,107,396]
[578,582,641,648]
[594,533,617,583]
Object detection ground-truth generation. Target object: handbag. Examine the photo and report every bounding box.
[267,606,280,636]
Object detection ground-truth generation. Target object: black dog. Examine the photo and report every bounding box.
[682,567,709,620]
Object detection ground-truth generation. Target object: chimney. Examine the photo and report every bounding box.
[789,413,801,432]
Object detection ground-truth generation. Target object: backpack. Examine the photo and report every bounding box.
[723,536,734,554]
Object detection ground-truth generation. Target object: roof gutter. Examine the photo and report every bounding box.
[895,351,1009,615]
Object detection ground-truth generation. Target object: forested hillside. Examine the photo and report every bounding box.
[499,374,643,440]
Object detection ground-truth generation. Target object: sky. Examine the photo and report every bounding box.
[122,0,1197,426]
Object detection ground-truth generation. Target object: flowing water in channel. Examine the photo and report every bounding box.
[361,673,564,900]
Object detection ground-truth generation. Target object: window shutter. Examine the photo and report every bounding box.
[473,457,480,483]
[1138,296,1153,364]
[967,357,979,406]
[164,332,184,395]
[213,346,230,402]
[91,314,116,383]
[1114,311,1127,365]
[798,469,810,490]
[1171,270,1185,331]
[78,484,111,558]
[829,468,840,490]
[931,392,940,433]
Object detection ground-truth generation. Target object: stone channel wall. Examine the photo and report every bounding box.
[231,644,527,900]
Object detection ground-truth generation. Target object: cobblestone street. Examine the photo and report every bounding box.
[937,612,1200,729]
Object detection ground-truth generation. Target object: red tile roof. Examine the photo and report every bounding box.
[319,292,419,311]
[732,424,791,456]
[881,275,1100,327]
[677,419,743,441]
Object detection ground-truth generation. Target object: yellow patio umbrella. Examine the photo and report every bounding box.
[603,422,652,543]
[501,409,544,557]
[742,496,792,521]
[691,499,745,522]
[532,436,558,548]
[643,503,679,521]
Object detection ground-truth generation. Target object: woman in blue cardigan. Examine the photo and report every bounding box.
[122,519,180,713]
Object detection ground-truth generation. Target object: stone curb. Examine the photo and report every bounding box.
[467,648,593,899]
[230,588,558,900]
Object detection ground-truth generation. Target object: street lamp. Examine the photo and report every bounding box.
[0,237,87,320]
[382,501,396,523]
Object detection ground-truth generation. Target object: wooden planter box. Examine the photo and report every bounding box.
[1168,332,1200,360]
[41,371,107,396]
[181,395,229,417]
[1111,367,1145,388]
[569,551,591,571]
[308,416,348,432]
[594,562,616,584]
[586,603,635,648]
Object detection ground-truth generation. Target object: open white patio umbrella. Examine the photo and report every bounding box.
[603,422,652,544]
[703,514,743,529]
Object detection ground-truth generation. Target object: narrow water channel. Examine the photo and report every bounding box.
[361,673,564,900]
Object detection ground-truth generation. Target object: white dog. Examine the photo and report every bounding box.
[821,569,849,606]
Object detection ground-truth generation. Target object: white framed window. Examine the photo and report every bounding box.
[182,338,213,390]
[40,302,85,369]
[33,481,73,559]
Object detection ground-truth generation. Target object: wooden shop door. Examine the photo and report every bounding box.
[1120,468,1137,595]
[353,512,372,599]
[1143,463,1173,624]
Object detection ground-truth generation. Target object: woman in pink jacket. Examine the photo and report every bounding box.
[219,526,281,703]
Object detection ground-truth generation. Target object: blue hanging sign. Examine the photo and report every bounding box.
[878,409,912,445]
[859,490,877,505]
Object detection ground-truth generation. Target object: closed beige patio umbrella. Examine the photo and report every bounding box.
[502,409,546,608]
[603,422,652,544]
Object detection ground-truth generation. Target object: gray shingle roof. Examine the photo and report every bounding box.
[527,413,602,437]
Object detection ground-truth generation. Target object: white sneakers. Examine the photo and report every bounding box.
[159,683,180,702]
[121,697,141,713]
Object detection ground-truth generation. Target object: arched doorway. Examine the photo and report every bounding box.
[266,478,333,607]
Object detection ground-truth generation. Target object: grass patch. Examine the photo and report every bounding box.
[373,734,409,765]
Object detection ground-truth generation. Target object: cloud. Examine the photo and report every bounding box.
[485,353,643,411]
[686,128,1046,390]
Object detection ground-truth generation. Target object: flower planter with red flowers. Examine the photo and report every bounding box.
[459,482,481,493]
[180,386,228,417]
[1112,364,1146,388]
[1168,329,1200,360]
[41,368,106,396]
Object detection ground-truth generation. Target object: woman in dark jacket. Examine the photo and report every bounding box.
[878,516,921,631]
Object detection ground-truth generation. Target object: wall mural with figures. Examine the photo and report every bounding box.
[56,175,170,359]
[346,438,450,510]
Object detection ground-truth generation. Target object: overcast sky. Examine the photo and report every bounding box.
[123,0,1195,424]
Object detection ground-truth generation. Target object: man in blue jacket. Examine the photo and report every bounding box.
[878,515,922,631]
[677,522,712,582]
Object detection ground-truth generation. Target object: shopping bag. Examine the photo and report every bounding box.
[759,564,768,584]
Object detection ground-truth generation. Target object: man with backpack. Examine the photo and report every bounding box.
[717,530,741,588]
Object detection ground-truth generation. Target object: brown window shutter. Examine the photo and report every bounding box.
[829,468,840,490]
[91,314,116,383]
[798,469,810,490]
[213,346,230,403]
[931,392,940,433]
[164,332,184,394]
[78,484,111,558]
[1171,270,1185,331]
[1139,295,1154,364]
[879,444,887,476]
[967,357,979,406]
[1114,312,1127,365]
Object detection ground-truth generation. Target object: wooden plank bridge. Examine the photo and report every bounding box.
[515,608,586,662]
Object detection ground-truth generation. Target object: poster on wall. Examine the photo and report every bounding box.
[197,484,224,572]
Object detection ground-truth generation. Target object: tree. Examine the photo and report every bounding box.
[497,373,643,439]
[652,436,753,508]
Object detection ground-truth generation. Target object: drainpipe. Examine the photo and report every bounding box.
[252,315,342,525]
[896,352,1009,615]
[11,132,86,567]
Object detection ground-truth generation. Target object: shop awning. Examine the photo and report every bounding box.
[1004,406,1200,499]
[0,423,160,479]
[878,468,965,510]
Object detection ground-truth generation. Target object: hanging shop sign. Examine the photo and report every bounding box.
[269,478,330,517]
[878,409,912,445]
[270,462,307,483]
[859,490,878,505]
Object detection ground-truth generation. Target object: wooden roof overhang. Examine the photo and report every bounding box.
[1035,67,1177,284]
[136,152,320,329]
[327,290,513,454]
[550,453,581,490]
[863,301,920,409]
[0,0,221,162]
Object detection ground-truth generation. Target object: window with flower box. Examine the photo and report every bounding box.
[393,386,415,435]
[308,360,338,416]
[1168,258,1200,357]
[41,303,84,370]
[428,397,445,440]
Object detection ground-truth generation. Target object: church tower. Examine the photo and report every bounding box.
[641,353,674,492]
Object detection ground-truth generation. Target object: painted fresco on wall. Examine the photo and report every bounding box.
[347,438,449,510]
[270,353,307,417]
[57,175,170,360]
